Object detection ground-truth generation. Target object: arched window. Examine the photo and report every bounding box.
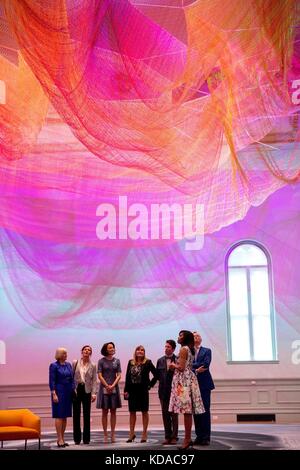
[225,241,277,362]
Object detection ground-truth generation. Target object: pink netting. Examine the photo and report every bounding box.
[0,1,299,327]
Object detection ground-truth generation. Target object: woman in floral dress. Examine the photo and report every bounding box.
[169,330,205,449]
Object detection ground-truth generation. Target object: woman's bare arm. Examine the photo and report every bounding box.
[169,347,188,371]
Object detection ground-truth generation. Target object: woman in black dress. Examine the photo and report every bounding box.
[124,345,157,443]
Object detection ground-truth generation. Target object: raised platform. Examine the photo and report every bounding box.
[1,424,300,451]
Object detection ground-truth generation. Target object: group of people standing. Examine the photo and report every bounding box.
[49,330,214,449]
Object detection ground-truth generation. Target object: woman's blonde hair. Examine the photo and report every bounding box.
[131,345,147,365]
[55,347,67,360]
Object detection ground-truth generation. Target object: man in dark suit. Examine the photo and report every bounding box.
[192,331,215,446]
[156,339,178,445]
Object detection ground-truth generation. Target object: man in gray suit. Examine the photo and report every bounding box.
[156,339,178,445]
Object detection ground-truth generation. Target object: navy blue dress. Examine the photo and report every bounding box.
[49,361,74,418]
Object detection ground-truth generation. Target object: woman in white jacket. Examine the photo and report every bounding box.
[72,345,97,445]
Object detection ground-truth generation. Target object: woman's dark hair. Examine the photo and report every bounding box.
[81,345,92,354]
[166,339,176,351]
[179,330,195,355]
[101,342,115,357]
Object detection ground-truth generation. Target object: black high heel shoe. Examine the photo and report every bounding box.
[57,441,65,448]
[126,434,136,443]
[178,440,193,450]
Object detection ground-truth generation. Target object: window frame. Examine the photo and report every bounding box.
[225,240,278,363]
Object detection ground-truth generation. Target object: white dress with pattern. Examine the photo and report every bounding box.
[169,346,205,414]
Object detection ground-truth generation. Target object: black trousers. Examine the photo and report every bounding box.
[193,389,211,442]
[160,399,178,440]
[73,383,91,444]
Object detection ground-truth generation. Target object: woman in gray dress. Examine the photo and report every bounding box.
[96,342,122,443]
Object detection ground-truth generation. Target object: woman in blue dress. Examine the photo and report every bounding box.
[49,347,75,447]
